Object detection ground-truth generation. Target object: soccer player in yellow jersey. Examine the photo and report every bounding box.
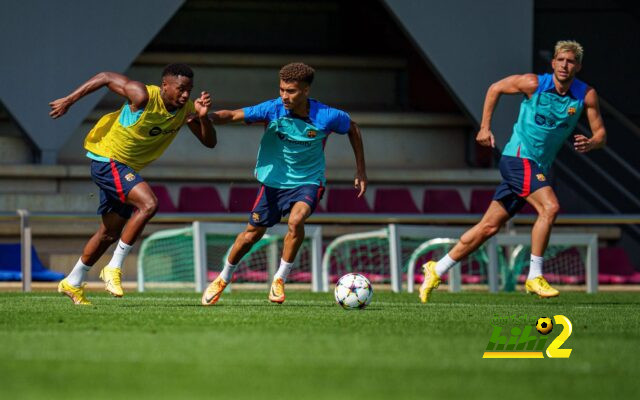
[49,64,215,305]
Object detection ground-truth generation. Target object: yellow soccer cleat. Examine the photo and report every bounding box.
[58,278,92,305]
[525,276,560,298]
[419,261,441,304]
[201,276,228,306]
[268,278,285,304]
[99,266,124,297]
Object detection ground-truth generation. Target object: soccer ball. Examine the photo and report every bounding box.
[334,273,373,310]
[536,317,553,335]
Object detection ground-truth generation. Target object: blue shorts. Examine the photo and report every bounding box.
[249,184,324,227]
[494,155,550,216]
[90,160,144,219]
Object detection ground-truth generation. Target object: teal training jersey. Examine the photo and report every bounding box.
[243,98,351,189]
[502,73,589,172]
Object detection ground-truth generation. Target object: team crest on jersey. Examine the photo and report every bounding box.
[568,107,576,116]
[124,173,135,182]
[307,130,317,138]
[536,174,546,182]
[252,212,260,222]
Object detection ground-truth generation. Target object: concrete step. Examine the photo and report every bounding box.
[97,52,409,111]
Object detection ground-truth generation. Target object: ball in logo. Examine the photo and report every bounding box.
[334,273,373,310]
[536,317,553,335]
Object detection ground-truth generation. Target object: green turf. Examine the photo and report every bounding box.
[1,290,639,399]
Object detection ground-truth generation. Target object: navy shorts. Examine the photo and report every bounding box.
[494,155,550,216]
[90,160,144,219]
[249,184,324,227]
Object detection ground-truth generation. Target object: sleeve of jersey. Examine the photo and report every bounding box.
[327,109,351,134]
[243,99,276,124]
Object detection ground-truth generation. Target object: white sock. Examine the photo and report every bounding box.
[274,258,294,282]
[219,259,237,283]
[528,254,544,280]
[108,240,132,269]
[67,258,92,287]
[435,254,458,276]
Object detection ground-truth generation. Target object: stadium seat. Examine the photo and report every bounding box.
[374,188,419,214]
[422,189,468,214]
[469,189,495,214]
[178,186,227,213]
[598,247,640,284]
[150,184,178,213]
[0,243,65,281]
[326,188,372,213]
[228,187,260,213]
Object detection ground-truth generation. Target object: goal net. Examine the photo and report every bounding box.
[137,222,323,292]
[321,225,598,293]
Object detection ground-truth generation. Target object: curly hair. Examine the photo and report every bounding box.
[162,63,194,79]
[279,62,314,85]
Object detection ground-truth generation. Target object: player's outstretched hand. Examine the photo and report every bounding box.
[573,134,593,153]
[49,97,73,119]
[354,171,368,198]
[194,91,212,118]
[476,128,495,148]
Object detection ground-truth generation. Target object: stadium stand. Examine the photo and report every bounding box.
[422,189,468,214]
[374,188,420,214]
[178,186,227,213]
[327,187,373,213]
[228,187,260,213]
[598,247,640,284]
[150,184,178,213]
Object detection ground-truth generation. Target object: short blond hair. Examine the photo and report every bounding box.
[554,40,584,63]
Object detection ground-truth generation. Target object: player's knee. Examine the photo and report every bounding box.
[288,215,306,233]
[480,222,500,238]
[242,230,263,245]
[138,198,158,218]
[541,201,560,220]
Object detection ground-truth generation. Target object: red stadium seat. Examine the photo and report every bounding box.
[422,189,468,214]
[228,187,260,213]
[599,247,640,284]
[150,184,177,213]
[469,189,495,214]
[327,188,372,213]
[374,188,419,214]
[178,186,227,213]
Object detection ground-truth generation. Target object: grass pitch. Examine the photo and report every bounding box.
[1,290,639,399]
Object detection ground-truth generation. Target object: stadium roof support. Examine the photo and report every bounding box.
[383,0,533,147]
[0,0,185,164]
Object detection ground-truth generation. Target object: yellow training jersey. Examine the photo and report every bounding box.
[84,85,195,171]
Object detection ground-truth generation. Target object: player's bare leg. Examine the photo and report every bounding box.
[524,187,560,298]
[202,224,266,306]
[270,202,312,303]
[420,201,510,303]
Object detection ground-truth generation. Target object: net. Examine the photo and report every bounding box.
[138,225,315,290]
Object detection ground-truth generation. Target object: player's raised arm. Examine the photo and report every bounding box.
[574,87,607,153]
[187,91,217,148]
[49,72,148,119]
[208,109,245,125]
[347,121,367,198]
[476,73,539,147]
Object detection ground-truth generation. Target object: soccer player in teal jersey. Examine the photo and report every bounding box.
[201,62,367,305]
[420,40,607,302]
